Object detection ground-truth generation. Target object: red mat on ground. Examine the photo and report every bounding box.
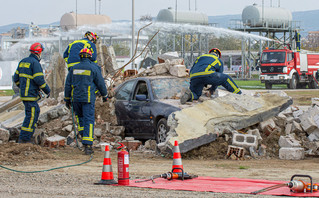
[127,176,319,197]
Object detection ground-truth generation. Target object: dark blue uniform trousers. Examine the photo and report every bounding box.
[73,102,95,145]
[190,72,242,100]
[19,101,40,141]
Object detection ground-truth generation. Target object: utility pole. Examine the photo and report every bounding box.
[189,0,190,11]
[132,0,135,69]
[95,0,96,14]
[195,0,197,11]
[175,0,177,23]
[99,0,101,14]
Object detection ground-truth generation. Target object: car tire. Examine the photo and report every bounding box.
[156,118,169,144]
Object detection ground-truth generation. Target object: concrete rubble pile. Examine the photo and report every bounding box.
[1,48,319,160]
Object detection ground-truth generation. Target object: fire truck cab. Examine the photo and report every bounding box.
[259,48,319,89]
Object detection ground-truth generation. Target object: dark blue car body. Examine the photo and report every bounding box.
[114,76,189,142]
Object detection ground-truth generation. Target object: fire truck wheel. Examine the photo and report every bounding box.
[265,82,272,89]
[288,75,297,89]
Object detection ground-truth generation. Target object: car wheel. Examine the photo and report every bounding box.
[156,118,169,143]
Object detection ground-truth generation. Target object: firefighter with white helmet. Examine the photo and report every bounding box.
[180,48,241,104]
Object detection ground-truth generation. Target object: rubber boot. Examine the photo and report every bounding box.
[84,144,94,155]
[180,90,192,104]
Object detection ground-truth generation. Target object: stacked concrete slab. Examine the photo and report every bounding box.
[160,90,293,155]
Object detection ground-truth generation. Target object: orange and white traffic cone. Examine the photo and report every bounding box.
[94,145,117,185]
[172,141,184,173]
[171,141,190,180]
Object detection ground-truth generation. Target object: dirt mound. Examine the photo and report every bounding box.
[0,142,56,165]
[182,137,229,160]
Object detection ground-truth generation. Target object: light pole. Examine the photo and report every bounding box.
[132,0,135,69]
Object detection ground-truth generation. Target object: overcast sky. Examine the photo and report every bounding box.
[0,0,318,26]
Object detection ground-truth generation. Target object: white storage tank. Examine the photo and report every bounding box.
[242,4,292,28]
[156,8,208,25]
[60,12,112,31]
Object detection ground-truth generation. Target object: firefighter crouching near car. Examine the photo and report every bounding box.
[64,48,108,155]
[13,43,51,143]
[180,48,242,104]
[63,31,98,70]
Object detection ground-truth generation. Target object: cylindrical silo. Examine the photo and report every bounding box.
[60,12,112,31]
[156,8,208,25]
[242,4,292,28]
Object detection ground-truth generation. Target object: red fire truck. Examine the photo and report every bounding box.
[259,48,319,89]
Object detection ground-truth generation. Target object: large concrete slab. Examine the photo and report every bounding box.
[161,91,292,154]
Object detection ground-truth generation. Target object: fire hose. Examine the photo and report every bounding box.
[251,174,318,194]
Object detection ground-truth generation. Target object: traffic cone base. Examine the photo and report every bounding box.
[94,145,118,185]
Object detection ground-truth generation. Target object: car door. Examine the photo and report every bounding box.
[114,80,136,130]
[126,80,153,137]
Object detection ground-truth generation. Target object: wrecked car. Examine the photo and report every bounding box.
[114,76,189,143]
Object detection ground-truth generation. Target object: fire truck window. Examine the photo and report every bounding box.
[287,53,293,61]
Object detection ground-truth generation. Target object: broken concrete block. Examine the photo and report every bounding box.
[278,135,301,148]
[144,139,157,151]
[274,113,287,127]
[286,116,295,124]
[291,121,303,134]
[232,133,258,149]
[312,98,319,106]
[163,92,292,154]
[47,109,59,120]
[279,147,305,160]
[38,113,49,125]
[259,118,276,134]
[44,135,66,148]
[285,123,293,135]
[169,65,187,77]
[304,141,319,153]
[0,128,9,142]
[154,63,168,75]
[62,125,73,133]
[105,122,111,132]
[281,106,293,116]
[314,114,319,128]
[293,109,304,119]
[247,129,262,141]
[308,129,319,141]
[300,115,317,134]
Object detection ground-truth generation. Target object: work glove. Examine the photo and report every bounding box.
[102,96,108,102]
[65,100,71,109]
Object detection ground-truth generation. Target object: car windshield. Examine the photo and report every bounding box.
[150,78,189,99]
[261,52,286,63]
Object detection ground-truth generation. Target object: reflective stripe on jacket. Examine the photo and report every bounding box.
[13,54,50,101]
[190,54,224,79]
[64,58,107,103]
[63,38,97,68]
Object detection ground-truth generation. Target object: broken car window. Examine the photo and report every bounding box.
[115,80,135,100]
[151,78,189,99]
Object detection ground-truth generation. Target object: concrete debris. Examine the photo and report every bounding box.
[0,128,10,143]
[161,90,293,154]
[279,147,305,160]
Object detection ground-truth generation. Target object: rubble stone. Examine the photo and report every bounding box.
[120,140,142,151]
[44,135,66,148]
[308,129,319,141]
[274,113,287,127]
[154,63,168,75]
[169,65,187,77]
[144,140,157,151]
[278,135,301,148]
[247,129,262,141]
[110,126,125,136]
[312,98,319,106]
[94,128,102,137]
[285,123,293,135]
[279,147,305,160]
[62,125,73,133]
[0,128,10,142]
